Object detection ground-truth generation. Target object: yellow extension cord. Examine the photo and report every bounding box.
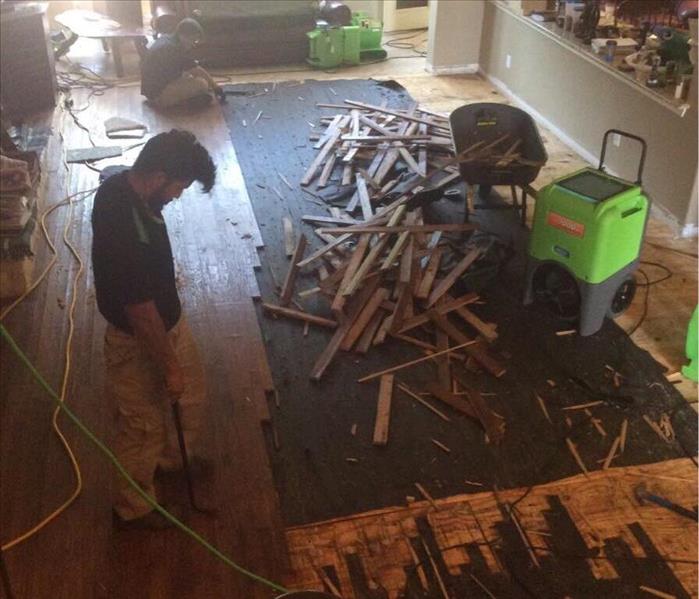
[1,185,97,551]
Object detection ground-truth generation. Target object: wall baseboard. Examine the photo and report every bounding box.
[681,223,698,238]
[426,63,480,75]
[481,69,599,166]
[481,68,692,236]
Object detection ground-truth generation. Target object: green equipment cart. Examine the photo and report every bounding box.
[524,130,649,336]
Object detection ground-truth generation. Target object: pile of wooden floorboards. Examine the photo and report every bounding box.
[263,100,509,444]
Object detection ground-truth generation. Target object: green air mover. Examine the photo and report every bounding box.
[524,130,649,336]
[307,11,386,69]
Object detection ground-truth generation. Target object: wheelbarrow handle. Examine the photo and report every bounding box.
[599,129,647,186]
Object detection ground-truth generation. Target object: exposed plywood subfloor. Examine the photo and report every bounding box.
[284,458,698,598]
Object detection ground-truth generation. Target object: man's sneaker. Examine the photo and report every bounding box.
[114,505,182,531]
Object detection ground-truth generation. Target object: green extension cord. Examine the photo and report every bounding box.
[0,324,288,595]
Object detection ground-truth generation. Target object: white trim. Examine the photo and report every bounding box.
[481,70,599,166]
[425,63,480,76]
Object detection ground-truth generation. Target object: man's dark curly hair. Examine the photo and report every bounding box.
[132,129,216,192]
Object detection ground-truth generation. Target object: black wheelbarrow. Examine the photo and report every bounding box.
[449,103,548,225]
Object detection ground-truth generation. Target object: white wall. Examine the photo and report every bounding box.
[479,2,699,229]
[343,0,384,21]
[426,0,485,74]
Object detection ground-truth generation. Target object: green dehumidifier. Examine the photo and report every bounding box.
[524,130,649,336]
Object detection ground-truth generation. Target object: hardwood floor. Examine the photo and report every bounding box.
[1,36,696,599]
[1,84,285,598]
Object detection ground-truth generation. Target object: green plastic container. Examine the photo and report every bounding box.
[343,25,361,65]
[307,27,345,69]
[683,306,698,382]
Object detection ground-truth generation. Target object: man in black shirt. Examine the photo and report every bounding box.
[92,130,216,529]
[141,18,221,108]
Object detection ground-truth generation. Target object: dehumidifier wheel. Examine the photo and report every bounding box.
[478,184,492,199]
[608,276,637,318]
[532,264,581,321]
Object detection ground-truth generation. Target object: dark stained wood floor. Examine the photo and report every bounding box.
[0,85,288,598]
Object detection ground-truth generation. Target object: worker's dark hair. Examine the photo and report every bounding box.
[132,129,216,192]
[175,18,204,40]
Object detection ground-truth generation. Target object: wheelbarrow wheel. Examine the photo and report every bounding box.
[478,184,492,199]
[607,276,637,318]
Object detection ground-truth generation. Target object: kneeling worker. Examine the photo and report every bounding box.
[92,130,216,529]
[141,18,222,108]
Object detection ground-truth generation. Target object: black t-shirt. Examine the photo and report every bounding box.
[140,35,196,100]
[91,171,181,334]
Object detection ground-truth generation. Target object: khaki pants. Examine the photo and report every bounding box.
[105,317,207,520]
[153,73,210,108]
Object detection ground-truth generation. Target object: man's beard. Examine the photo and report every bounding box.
[146,182,172,213]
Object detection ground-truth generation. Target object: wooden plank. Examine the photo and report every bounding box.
[279,234,307,306]
[398,146,422,175]
[399,292,479,333]
[372,374,394,446]
[297,233,352,268]
[332,233,372,313]
[414,482,439,510]
[566,438,589,476]
[342,206,407,296]
[425,382,478,418]
[435,327,451,390]
[350,109,360,136]
[355,309,385,354]
[355,173,373,221]
[317,152,337,188]
[389,282,412,335]
[454,305,498,343]
[379,230,409,271]
[356,167,380,191]
[341,287,390,351]
[319,223,477,235]
[314,114,341,149]
[343,125,372,164]
[301,215,358,226]
[357,340,477,383]
[602,436,621,470]
[457,378,506,445]
[358,114,393,136]
[426,247,482,308]
[282,217,295,257]
[310,277,381,381]
[399,237,414,285]
[301,127,342,186]
[344,100,440,127]
[396,382,451,422]
[262,303,337,328]
[418,123,428,177]
[428,312,507,378]
[372,312,394,346]
[341,134,431,143]
[415,246,443,299]
[341,164,353,186]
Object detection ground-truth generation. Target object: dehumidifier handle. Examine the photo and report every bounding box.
[599,129,648,185]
